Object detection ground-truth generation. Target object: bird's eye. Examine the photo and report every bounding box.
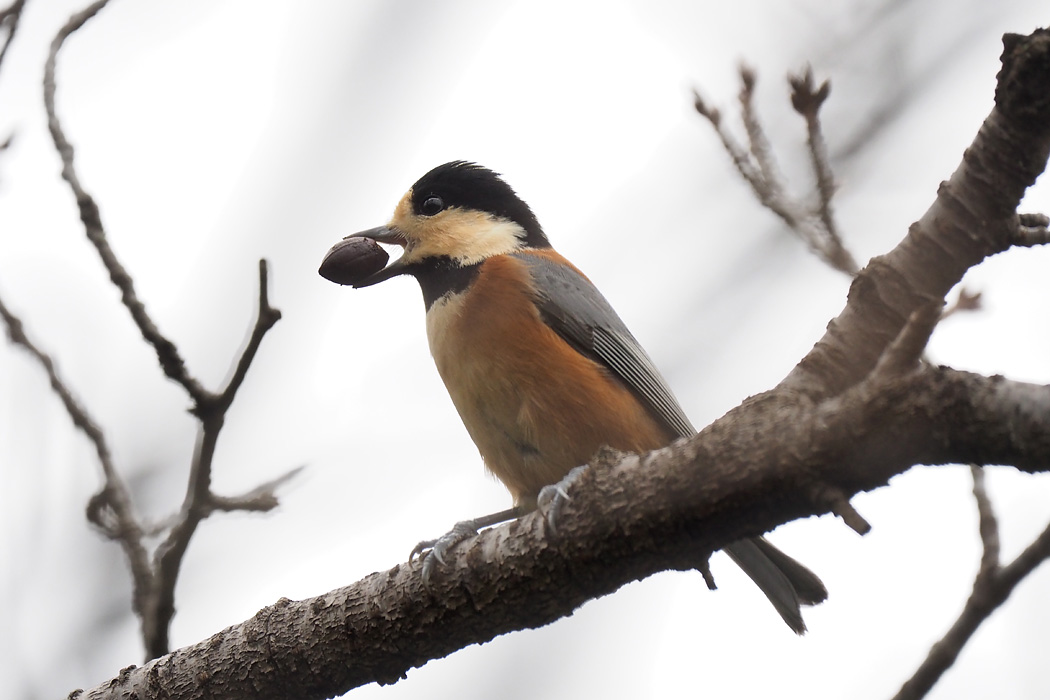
[420,195,445,216]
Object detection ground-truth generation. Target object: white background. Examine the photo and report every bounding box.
[1,1,1048,698]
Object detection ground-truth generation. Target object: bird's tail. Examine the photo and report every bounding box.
[723,537,827,634]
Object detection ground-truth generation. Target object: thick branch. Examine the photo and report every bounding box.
[787,29,1050,398]
[74,367,1050,700]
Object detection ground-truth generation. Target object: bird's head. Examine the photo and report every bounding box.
[335,161,549,288]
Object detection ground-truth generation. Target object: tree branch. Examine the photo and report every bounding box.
[1015,211,1050,246]
[892,467,1050,700]
[215,259,283,412]
[44,0,212,408]
[73,365,1050,700]
[0,0,25,73]
[207,466,305,514]
[694,65,858,275]
[790,65,858,274]
[786,32,1050,399]
[0,292,153,612]
[28,1,292,662]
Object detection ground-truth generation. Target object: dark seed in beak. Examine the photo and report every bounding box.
[319,237,391,286]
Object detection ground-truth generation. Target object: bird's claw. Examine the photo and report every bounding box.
[537,464,587,536]
[409,520,479,584]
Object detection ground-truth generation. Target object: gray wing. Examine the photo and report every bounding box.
[514,253,696,439]
[514,254,825,633]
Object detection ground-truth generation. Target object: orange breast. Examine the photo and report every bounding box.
[426,253,673,507]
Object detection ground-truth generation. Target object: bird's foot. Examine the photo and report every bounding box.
[537,464,587,536]
[409,507,523,583]
[409,520,479,584]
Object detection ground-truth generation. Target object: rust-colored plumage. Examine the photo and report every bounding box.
[427,251,673,507]
[324,161,827,633]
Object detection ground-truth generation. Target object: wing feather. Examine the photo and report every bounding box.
[514,253,695,438]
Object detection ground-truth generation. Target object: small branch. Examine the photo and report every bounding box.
[214,259,282,412]
[208,465,304,514]
[738,65,783,192]
[0,0,26,73]
[694,66,859,276]
[868,300,945,381]
[940,288,983,320]
[142,260,283,659]
[1013,212,1049,246]
[970,465,999,576]
[790,66,858,275]
[693,88,765,188]
[38,3,288,661]
[814,485,872,535]
[0,295,111,478]
[0,289,154,621]
[892,471,1050,700]
[44,0,212,408]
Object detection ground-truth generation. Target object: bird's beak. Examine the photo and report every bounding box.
[344,225,410,288]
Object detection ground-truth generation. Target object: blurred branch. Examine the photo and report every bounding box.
[892,466,1050,700]
[147,261,282,659]
[0,0,26,168]
[216,259,283,411]
[209,465,305,514]
[0,0,25,72]
[26,0,290,661]
[939,288,982,321]
[693,64,858,275]
[44,0,212,408]
[0,292,152,589]
[790,66,857,274]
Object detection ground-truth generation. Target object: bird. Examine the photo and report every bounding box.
[321,160,827,633]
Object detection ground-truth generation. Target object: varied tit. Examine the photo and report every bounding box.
[320,161,826,633]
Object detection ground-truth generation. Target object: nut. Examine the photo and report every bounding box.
[318,237,390,286]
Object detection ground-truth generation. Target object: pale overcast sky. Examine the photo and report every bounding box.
[1,2,1049,698]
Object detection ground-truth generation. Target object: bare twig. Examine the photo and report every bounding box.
[209,465,305,514]
[940,288,983,320]
[44,0,212,408]
[868,301,945,380]
[0,291,154,621]
[0,0,26,73]
[1014,212,1049,246]
[970,465,999,576]
[739,65,783,192]
[215,259,282,411]
[813,485,871,535]
[693,88,764,187]
[694,66,859,275]
[31,1,291,661]
[892,468,1050,700]
[790,66,858,274]
[143,260,283,659]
